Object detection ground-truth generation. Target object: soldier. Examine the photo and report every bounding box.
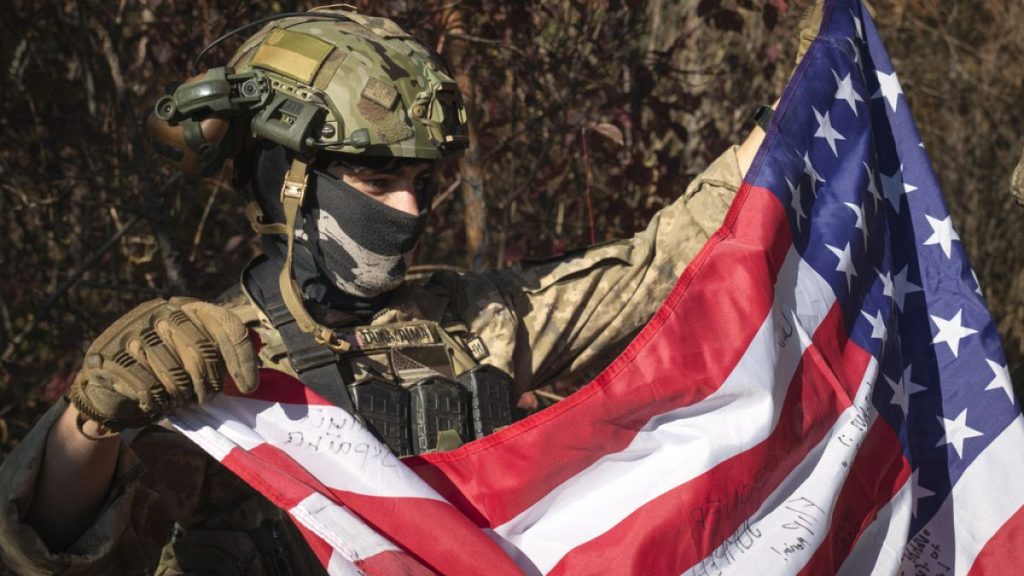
[0,6,777,575]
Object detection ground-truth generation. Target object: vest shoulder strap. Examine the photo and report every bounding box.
[243,257,357,413]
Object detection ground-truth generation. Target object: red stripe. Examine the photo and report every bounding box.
[290,519,339,569]
[967,503,1024,576]
[219,444,344,573]
[222,443,337,509]
[291,522,440,576]
[223,442,522,575]
[287,518,440,576]
[545,302,871,575]
[332,491,523,576]
[796,419,911,576]
[356,550,439,576]
[407,184,792,527]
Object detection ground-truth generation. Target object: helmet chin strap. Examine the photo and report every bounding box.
[243,156,352,352]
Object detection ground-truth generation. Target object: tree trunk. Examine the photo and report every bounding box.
[443,5,489,271]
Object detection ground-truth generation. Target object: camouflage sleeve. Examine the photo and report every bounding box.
[438,145,742,396]
[0,398,207,575]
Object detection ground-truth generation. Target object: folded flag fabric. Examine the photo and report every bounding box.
[170,1,1024,573]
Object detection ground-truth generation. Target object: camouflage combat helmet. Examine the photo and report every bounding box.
[229,6,468,160]
[149,6,469,174]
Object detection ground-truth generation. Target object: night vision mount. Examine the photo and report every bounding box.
[147,67,370,177]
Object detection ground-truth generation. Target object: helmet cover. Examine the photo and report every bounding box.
[229,7,469,160]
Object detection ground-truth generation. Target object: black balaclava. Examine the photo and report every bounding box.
[251,144,427,321]
[301,169,427,299]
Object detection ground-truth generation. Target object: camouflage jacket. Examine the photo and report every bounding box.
[0,147,741,575]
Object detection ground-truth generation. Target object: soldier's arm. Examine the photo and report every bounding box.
[0,397,216,574]
[504,128,760,393]
[736,103,773,175]
[439,118,770,398]
[23,403,119,551]
[434,127,756,401]
[0,299,256,572]
[23,297,253,550]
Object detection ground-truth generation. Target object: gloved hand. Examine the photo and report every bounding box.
[1012,146,1024,206]
[69,297,259,432]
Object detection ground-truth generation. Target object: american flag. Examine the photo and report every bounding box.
[170,1,1024,573]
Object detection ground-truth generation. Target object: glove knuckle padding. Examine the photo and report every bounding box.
[70,297,245,431]
[71,300,173,430]
[134,325,194,408]
[71,366,156,431]
[158,308,223,403]
[181,302,258,394]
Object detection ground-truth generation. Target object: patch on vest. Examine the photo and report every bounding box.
[353,324,439,348]
[392,346,455,381]
[466,336,490,361]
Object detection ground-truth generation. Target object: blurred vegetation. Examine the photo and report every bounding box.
[1,0,1021,459]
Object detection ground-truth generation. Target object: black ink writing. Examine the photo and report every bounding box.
[283,412,397,469]
[781,497,825,537]
[684,520,763,576]
[775,307,795,350]
[691,450,776,532]
[902,529,951,576]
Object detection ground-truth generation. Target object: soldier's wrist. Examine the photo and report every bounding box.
[75,412,121,441]
[64,397,121,441]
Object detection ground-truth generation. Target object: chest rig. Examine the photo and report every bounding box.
[243,258,513,457]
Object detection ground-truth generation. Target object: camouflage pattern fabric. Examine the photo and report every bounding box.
[0,399,325,576]
[0,147,741,575]
[796,1,874,66]
[229,9,468,160]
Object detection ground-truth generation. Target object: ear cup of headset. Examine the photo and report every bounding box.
[146,69,252,178]
[146,112,239,177]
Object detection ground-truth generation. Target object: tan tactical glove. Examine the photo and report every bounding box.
[69,297,259,432]
[1012,146,1024,206]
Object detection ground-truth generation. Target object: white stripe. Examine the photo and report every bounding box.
[291,492,401,562]
[174,407,413,576]
[326,551,365,576]
[170,409,244,460]
[494,247,837,574]
[174,399,443,500]
[899,415,1024,575]
[838,415,1024,576]
[836,481,912,576]
[682,357,881,575]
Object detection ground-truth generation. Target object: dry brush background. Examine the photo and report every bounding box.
[1,0,1021,457]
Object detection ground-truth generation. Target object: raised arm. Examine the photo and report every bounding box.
[10,298,256,555]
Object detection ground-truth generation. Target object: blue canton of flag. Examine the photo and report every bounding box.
[748,0,1024,572]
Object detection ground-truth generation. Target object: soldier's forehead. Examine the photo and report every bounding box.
[320,154,434,175]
